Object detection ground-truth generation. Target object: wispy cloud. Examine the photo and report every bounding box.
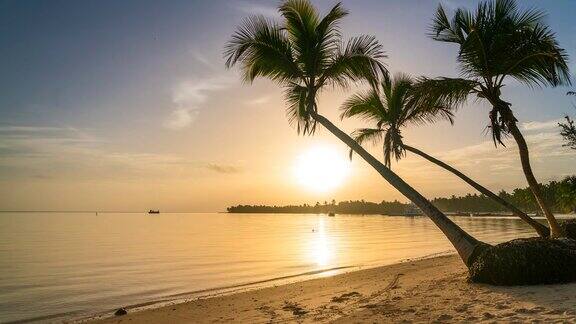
[0,125,244,180]
[521,119,563,131]
[190,49,218,70]
[246,96,270,106]
[233,1,279,18]
[164,76,232,130]
[205,163,242,174]
[395,118,575,190]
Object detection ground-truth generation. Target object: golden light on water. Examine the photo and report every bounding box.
[293,146,351,193]
[311,218,332,267]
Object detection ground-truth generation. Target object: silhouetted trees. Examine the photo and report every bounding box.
[228,176,576,214]
[227,199,408,215]
[559,92,576,150]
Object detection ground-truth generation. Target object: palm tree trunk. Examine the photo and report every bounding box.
[403,144,550,238]
[507,121,565,237]
[310,111,488,267]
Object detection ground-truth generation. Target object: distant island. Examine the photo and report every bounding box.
[227,177,576,215]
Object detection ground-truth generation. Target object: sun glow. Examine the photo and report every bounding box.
[294,146,351,193]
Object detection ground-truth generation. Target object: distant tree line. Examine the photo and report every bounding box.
[227,199,409,215]
[433,176,576,214]
[228,176,576,214]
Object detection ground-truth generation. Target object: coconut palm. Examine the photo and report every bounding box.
[560,91,576,150]
[224,0,488,266]
[341,73,550,237]
[416,0,571,237]
[559,114,576,150]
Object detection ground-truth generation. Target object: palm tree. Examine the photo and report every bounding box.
[341,73,550,237]
[224,0,488,266]
[416,0,571,237]
[559,91,576,150]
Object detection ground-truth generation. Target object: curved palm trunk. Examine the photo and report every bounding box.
[310,112,488,267]
[403,144,550,238]
[507,121,565,237]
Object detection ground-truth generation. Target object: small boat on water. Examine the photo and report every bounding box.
[328,212,335,217]
[148,210,160,214]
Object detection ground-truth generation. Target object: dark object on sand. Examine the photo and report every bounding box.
[148,210,160,214]
[114,308,127,316]
[469,237,576,285]
[560,218,576,240]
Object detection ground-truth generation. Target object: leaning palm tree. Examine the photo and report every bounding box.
[224,0,488,266]
[341,73,550,237]
[416,0,571,237]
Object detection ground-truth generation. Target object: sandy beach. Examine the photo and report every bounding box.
[92,254,576,323]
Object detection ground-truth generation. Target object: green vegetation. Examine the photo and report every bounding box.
[225,0,485,266]
[340,73,548,236]
[224,0,575,281]
[228,176,576,215]
[227,199,407,215]
[469,238,576,285]
[415,0,571,237]
[559,92,576,150]
[433,176,576,214]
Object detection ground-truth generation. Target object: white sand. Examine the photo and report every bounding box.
[93,254,576,323]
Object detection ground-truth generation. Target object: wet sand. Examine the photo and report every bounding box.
[92,254,576,323]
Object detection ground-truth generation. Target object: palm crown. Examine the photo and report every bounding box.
[224,0,387,135]
[341,73,453,166]
[416,0,570,144]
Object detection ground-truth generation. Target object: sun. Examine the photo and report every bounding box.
[294,146,351,192]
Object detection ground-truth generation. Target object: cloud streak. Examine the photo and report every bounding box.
[394,118,576,191]
[204,163,242,174]
[0,125,244,180]
[233,1,279,18]
[164,76,232,130]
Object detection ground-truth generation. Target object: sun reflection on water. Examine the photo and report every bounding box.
[311,218,333,267]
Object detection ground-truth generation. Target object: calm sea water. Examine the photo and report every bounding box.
[0,212,571,323]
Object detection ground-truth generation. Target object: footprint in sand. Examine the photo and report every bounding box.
[494,303,509,310]
[257,305,278,319]
[515,307,544,314]
[545,309,564,315]
[331,291,362,303]
[282,301,308,316]
[436,314,453,321]
[454,304,470,312]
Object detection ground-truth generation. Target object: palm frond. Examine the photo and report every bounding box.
[382,127,405,167]
[406,104,455,126]
[352,127,384,146]
[385,73,413,124]
[430,5,465,44]
[320,35,387,88]
[225,0,388,139]
[432,0,571,88]
[411,77,479,110]
[279,0,320,74]
[284,83,316,135]
[342,73,454,166]
[500,24,571,87]
[348,127,384,161]
[314,2,348,73]
[340,88,386,122]
[224,15,300,83]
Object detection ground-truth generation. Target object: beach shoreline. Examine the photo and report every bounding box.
[90,254,576,323]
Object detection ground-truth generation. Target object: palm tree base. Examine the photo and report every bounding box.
[469,237,576,285]
[560,219,576,240]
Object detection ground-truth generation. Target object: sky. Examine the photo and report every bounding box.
[0,0,575,212]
